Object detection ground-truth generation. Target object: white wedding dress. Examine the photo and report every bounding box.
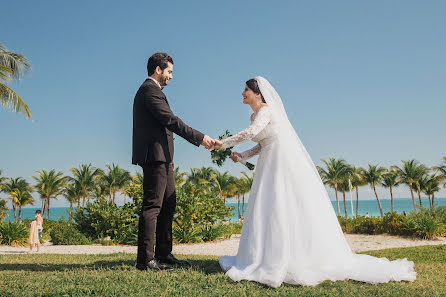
[218,77,416,288]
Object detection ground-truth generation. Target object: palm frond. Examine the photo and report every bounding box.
[0,82,32,119]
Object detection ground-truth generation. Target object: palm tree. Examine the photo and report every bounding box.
[211,171,236,203]
[350,166,367,217]
[69,164,103,207]
[381,169,400,213]
[361,164,386,217]
[2,177,29,222]
[392,159,426,213]
[240,171,254,216]
[63,183,80,220]
[423,174,442,208]
[317,158,350,216]
[32,169,67,219]
[433,157,446,188]
[0,44,32,119]
[413,165,429,208]
[336,177,351,218]
[10,186,34,222]
[0,169,6,186]
[101,163,131,204]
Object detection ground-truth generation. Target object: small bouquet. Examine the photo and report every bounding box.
[211,130,255,170]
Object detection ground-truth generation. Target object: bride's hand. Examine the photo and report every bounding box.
[230,152,243,162]
[213,139,223,149]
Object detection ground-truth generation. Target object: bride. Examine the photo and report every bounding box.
[214,76,416,288]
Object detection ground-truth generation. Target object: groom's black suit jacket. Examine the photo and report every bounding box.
[132,78,204,165]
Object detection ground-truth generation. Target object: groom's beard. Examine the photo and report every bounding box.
[160,75,170,87]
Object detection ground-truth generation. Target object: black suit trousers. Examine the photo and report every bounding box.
[137,162,176,266]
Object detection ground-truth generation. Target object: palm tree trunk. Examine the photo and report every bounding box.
[237,195,240,219]
[41,199,45,215]
[432,194,435,207]
[242,195,245,216]
[334,184,340,216]
[12,204,17,222]
[390,186,394,213]
[69,202,73,221]
[409,184,417,213]
[46,196,50,220]
[355,186,359,217]
[428,195,432,209]
[417,190,423,207]
[342,191,347,218]
[373,185,384,217]
[18,206,22,222]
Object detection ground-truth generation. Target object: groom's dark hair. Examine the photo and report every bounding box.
[147,52,174,76]
[246,79,266,103]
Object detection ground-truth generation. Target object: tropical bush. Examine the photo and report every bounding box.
[338,207,445,239]
[0,222,29,246]
[73,198,138,244]
[173,184,234,243]
[200,224,224,242]
[50,222,91,245]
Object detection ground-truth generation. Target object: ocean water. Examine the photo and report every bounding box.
[227,197,446,221]
[6,198,445,222]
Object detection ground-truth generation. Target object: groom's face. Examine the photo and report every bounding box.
[158,62,173,86]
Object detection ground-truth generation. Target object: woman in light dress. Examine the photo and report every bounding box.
[28,210,43,253]
[215,77,416,288]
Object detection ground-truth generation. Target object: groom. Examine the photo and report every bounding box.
[132,52,216,271]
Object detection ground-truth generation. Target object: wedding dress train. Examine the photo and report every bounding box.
[218,77,416,288]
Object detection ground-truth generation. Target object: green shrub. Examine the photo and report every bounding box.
[381,212,406,235]
[220,221,244,239]
[338,216,354,233]
[50,222,91,245]
[73,198,138,244]
[200,224,224,242]
[173,184,234,243]
[173,225,202,243]
[351,216,380,235]
[404,208,444,239]
[0,222,29,246]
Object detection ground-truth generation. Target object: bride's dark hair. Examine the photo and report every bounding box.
[246,79,266,103]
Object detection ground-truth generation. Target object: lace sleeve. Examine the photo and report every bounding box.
[222,107,270,149]
[239,144,261,160]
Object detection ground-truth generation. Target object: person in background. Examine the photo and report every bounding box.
[365,212,369,218]
[28,210,43,253]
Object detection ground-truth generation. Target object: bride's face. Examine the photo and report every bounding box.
[242,85,262,105]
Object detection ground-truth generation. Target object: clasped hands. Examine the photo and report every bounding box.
[201,135,222,150]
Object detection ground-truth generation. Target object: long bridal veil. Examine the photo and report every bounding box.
[220,76,416,287]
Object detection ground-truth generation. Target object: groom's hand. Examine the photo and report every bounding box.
[201,135,215,149]
[213,140,222,149]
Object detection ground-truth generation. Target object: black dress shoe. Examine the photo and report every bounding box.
[147,258,174,272]
[156,253,191,266]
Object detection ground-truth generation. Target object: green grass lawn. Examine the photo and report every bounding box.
[0,245,445,297]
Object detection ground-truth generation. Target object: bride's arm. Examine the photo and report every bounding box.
[221,107,270,149]
[239,144,261,160]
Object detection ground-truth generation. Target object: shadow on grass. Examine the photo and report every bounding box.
[188,258,222,275]
[0,257,224,275]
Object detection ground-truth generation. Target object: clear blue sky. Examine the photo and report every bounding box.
[1,0,445,207]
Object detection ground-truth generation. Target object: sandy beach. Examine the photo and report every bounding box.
[1,234,445,255]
